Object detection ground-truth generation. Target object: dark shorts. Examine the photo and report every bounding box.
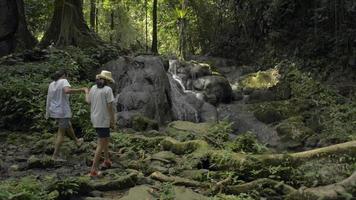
[96,128,110,138]
[56,118,71,129]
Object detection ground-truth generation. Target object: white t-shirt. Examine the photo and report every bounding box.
[89,85,115,128]
[46,79,72,118]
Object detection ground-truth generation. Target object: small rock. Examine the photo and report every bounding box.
[88,190,104,197]
[9,164,20,171]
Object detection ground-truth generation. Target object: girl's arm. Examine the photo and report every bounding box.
[45,88,51,119]
[107,102,116,130]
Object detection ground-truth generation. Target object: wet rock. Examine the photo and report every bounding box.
[247,89,276,103]
[189,62,212,78]
[173,186,208,200]
[132,115,159,131]
[152,151,177,163]
[119,185,156,200]
[199,102,218,122]
[147,161,169,174]
[166,121,212,140]
[232,90,244,101]
[105,56,172,127]
[276,117,314,150]
[84,198,109,200]
[0,159,4,170]
[181,169,209,181]
[91,172,138,191]
[85,198,112,200]
[9,164,20,171]
[87,190,104,198]
[254,108,285,124]
[193,75,233,104]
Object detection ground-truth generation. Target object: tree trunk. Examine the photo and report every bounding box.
[90,0,96,31]
[178,0,187,60]
[0,0,37,57]
[110,11,114,43]
[145,0,148,52]
[95,0,99,33]
[40,0,100,48]
[0,0,18,57]
[151,0,158,55]
[178,19,186,60]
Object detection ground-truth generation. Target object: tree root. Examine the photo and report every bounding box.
[224,178,297,195]
[286,171,356,200]
[161,138,356,170]
[91,172,139,191]
[150,171,210,188]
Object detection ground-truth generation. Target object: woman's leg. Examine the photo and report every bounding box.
[52,128,65,159]
[65,121,82,145]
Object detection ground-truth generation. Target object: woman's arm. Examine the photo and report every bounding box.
[85,88,90,104]
[63,86,87,94]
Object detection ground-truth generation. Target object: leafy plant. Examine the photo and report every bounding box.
[160,182,175,200]
[227,132,268,154]
[206,120,232,147]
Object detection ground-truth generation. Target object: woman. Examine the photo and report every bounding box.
[85,70,116,176]
[45,70,87,161]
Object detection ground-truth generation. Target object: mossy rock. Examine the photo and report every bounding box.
[132,115,159,132]
[239,68,280,90]
[151,151,177,163]
[173,186,209,200]
[253,101,296,124]
[180,169,210,181]
[27,155,54,169]
[90,172,138,191]
[254,107,285,124]
[119,185,156,200]
[276,116,314,149]
[165,121,212,141]
[0,159,4,170]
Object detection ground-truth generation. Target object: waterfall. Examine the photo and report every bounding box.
[168,60,200,122]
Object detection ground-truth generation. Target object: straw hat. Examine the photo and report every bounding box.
[96,70,115,83]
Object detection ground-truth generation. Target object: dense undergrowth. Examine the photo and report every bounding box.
[244,61,355,148]
[0,46,118,138]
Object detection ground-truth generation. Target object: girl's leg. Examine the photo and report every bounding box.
[102,137,110,161]
[52,128,65,159]
[91,138,105,172]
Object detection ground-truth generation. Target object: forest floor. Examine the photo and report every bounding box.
[0,50,355,199]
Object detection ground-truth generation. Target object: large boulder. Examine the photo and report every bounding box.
[192,75,233,104]
[103,56,172,127]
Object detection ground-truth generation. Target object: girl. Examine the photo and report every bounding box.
[85,70,116,176]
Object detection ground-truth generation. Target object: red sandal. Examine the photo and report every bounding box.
[100,160,112,169]
[89,170,102,177]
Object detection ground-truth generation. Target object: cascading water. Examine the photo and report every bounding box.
[168,60,200,122]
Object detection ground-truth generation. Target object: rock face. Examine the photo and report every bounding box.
[102,56,224,127]
[103,56,172,127]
